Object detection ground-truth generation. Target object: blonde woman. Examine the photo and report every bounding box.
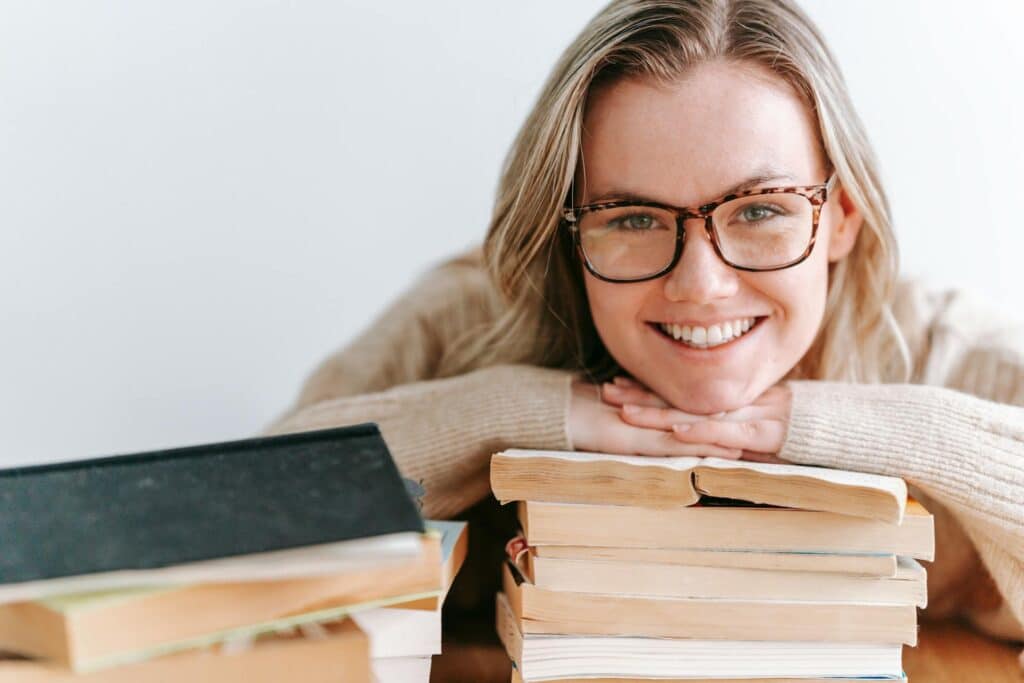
[267,0,1024,649]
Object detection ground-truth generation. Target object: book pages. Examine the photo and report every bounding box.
[2,532,424,606]
[498,449,703,471]
[696,457,907,509]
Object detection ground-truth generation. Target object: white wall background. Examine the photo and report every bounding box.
[1,1,1021,467]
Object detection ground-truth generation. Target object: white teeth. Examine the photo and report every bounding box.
[658,317,759,349]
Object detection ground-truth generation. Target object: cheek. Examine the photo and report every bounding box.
[757,256,830,350]
[582,275,648,350]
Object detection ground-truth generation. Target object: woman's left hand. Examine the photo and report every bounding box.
[600,376,792,463]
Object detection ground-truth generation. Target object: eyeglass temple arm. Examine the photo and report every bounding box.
[826,171,839,194]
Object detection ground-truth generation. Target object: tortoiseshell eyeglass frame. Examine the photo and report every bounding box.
[561,173,839,283]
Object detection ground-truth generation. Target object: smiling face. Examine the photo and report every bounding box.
[578,59,862,414]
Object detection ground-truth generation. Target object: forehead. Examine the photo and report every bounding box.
[579,60,826,204]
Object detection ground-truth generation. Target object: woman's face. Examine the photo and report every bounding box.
[579,60,862,414]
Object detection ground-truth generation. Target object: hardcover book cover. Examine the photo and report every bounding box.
[0,423,423,585]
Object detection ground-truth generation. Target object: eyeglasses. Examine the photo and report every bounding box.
[562,173,838,283]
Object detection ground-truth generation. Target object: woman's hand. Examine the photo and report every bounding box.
[568,378,744,459]
[599,376,792,463]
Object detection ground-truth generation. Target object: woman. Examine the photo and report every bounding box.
[267,0,1024,647]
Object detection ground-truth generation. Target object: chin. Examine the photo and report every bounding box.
[657,377,764,415]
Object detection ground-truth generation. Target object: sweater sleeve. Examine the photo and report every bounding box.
[779,286,1024,641]
[265,363,573,519]
[263,256,575,519]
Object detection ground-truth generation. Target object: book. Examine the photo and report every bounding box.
[0,423,424,601]
[378,518,470,610]
[532,544,899,576]
[0,619,372,683]
[0,520,467,673]
[492,449,907,522]
[0,533,441,672]
[353,605,441,659]
[497,591,905,681]
[352,520,469,661]
[524,553,926,605]
[518,499,935,560]
[371,656,432,682]
[0,534,425,606]
[502,563,919,645]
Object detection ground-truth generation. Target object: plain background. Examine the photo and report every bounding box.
[1,1,1021,467]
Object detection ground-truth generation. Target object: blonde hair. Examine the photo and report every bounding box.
[436,0,910,385]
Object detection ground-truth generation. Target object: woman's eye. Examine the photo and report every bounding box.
[737,204,783,223]
[627,214,653,229]
[611,213,658,230]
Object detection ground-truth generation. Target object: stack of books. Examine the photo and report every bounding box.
[491,449,935,683]
[352,518,468,681]
[0,424,467,682]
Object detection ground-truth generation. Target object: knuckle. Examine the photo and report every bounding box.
[647,407,670,424]
[629,405,651,419]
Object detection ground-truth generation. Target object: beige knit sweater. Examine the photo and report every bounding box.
[266,248,1024,645]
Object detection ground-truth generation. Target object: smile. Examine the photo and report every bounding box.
[652,317,765,350]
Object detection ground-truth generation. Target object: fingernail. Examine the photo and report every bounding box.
[673,423,690,432]
[612,376,634,387]
[623,404,640,415]
[602,382,619,393]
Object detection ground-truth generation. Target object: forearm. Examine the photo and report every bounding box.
[781,381,1023,527]
[264,364,575,519]
[780,380,1024,636]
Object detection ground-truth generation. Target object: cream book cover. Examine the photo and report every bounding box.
[492,448,907,522]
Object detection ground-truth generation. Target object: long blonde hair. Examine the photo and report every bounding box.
[436,0,910,385]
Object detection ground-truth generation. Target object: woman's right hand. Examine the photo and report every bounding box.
[568,378,743,459]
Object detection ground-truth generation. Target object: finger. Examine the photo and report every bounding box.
[618,427,743,459]
[600,382,671,408]
[671,419,787,454]
[693,403,782,422]
[619,403,704,429]
[618,398,782,425]
[612,375,640,388]
[740,450,788,464]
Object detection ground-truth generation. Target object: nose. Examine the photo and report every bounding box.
[662,218,741,303]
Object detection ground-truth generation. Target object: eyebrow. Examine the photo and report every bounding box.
[583,169,798,206]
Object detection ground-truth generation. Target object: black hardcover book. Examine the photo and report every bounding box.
[0,423,424,584]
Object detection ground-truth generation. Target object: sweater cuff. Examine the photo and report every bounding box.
[778,380,1023,525]
[779,380,965,479]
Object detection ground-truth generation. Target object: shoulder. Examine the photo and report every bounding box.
[406,245,503,327]
[370,244,499,337]
[892,277,1021,347]
[407,242,487,296]
[892,278,1024,398]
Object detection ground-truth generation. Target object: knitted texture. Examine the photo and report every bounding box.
[266,251,1024,645]
[781,380,1024,638]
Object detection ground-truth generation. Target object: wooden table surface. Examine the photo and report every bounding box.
[431,618,1024,683]
[904,620,1023,682]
